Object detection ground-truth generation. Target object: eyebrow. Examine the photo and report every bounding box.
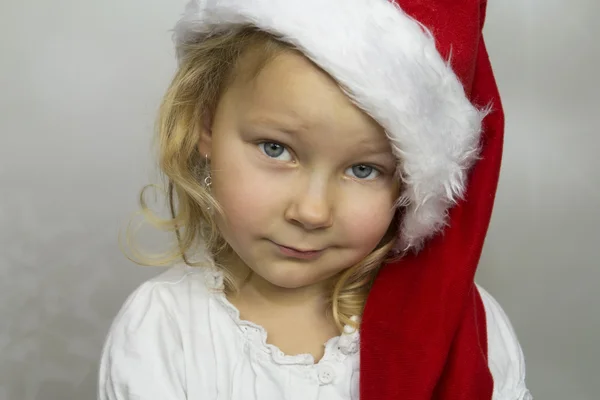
[352,137,394,155]
[245,115,310,135]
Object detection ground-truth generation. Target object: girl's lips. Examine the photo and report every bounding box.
[272,242,325,260]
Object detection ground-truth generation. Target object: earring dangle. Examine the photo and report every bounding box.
[204,154,212,189]
[204,154,212,212]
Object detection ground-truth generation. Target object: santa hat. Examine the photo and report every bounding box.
[174,0,502,398]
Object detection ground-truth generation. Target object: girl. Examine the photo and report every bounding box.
[99,0,531,399]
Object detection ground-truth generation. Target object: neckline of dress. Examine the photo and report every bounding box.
[201,266,360,366]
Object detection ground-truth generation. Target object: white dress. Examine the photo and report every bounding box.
[98,263,532,400]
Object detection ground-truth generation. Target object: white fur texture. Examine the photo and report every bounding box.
[173,0,487,252]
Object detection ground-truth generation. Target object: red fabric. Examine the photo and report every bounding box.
[360,0,504,399]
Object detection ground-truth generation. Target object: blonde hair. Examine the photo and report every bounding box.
[124,26,399,332]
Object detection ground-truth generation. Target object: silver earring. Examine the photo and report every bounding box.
[204,155,212,212]
[204,154,212,189]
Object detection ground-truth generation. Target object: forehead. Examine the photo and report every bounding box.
[227,50,390,150]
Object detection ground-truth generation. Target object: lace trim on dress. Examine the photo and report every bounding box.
[202,267,360,366]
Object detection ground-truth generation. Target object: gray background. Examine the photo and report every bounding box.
[1,0,598,399]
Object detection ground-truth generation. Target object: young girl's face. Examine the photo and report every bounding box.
[199,50,399,290]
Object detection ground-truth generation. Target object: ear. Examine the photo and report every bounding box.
[197,112,213,159]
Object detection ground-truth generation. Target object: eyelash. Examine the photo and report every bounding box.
[257,141,384,181]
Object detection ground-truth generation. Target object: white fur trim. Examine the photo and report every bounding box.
[173,0,488,252]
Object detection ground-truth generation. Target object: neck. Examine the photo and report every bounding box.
[243,271,332,311]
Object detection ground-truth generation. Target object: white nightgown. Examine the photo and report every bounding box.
[98,263,531,400]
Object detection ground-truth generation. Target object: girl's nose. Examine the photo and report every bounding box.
[284,180,334,231]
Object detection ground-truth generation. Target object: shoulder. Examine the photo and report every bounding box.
[98,263,218,399]
[115,265,203,315]
[476,284,533,400]
[107,263,217,334]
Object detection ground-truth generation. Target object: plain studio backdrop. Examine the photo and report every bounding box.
[0,0,598,399]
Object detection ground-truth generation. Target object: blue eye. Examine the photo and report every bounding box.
[259,142,292,161]
[346,164,380,180]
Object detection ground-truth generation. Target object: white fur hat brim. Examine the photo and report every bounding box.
[173,0,488,252]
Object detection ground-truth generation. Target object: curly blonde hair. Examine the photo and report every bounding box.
[124,26,400,332]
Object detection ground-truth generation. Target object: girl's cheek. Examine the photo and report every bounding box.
[213,162,284,222]
[342,194,395,244]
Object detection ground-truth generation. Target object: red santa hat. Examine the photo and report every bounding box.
[174,0,502,398]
